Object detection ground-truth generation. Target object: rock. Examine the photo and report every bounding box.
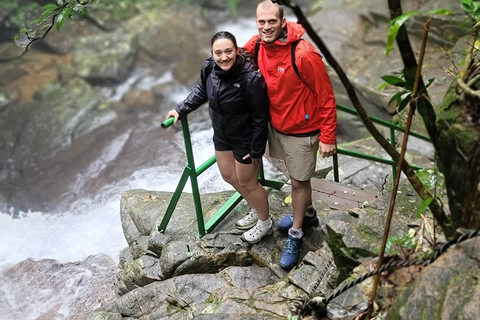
[0,254,117,320]
[386,237,480,320]
[74,30,137,84]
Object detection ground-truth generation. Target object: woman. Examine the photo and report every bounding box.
[165,31,272,244]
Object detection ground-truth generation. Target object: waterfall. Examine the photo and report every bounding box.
[0,17,283,320]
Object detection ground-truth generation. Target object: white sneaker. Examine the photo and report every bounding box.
[235,208,258,230]
[241,219,274,244]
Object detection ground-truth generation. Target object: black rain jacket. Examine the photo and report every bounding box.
[176,54,269,158]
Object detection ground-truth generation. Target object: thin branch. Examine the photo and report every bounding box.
[0,3,68,63]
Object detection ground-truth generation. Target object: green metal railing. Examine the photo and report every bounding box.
[332,103,430,182]
[159,116,284,237]
[159,104,430,237]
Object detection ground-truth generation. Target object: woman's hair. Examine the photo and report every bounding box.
[211,31,238,49]
[238,48,257,67]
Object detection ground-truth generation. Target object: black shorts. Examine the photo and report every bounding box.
[213,133,252,164]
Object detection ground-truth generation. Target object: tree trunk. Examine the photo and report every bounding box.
[436,53,480,230]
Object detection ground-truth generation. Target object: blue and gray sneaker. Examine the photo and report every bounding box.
[280,234,302,269]
[278,207,319,231]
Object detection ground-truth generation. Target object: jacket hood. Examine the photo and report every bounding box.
[284,22,305,44]
[265,22,305,46]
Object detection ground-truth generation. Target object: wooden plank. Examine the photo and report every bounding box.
[311,178,379,201]
[310,178,379,211]
[312,189,361,211]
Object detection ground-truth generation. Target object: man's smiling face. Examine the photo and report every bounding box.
[256,5,286,44]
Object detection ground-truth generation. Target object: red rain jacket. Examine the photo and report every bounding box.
[244,22,337,144]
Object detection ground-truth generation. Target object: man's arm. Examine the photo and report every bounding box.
[298,49,337,157]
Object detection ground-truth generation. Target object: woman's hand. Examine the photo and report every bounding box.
[165,110,180,123]
[243,154,261,166]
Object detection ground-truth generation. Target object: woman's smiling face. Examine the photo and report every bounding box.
[212,38,238,71]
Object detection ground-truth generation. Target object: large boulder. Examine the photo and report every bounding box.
[386,237,480,320]
[74,31,138,84]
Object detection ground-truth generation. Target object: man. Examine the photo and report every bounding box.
[240,0,337,269]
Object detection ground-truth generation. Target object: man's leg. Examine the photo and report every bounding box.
[290,177,312,229]
[278,133,319,269]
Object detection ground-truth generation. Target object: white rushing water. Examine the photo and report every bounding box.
[0,17,263,268]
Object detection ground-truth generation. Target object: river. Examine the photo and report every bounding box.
[0,17,284,320]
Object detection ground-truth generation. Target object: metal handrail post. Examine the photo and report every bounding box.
[258,159,266,184]
[158,166,192,233]
[333,153,339,182]
[181,117,206,237]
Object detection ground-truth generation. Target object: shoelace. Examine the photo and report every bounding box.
[249,225,263,236]
[241,212,255,221]
[284,238,299,254]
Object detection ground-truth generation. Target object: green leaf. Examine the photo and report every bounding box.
[56,7,72,31]
[31,5,59,25]
[397,93,411,113]
[416,169,433,186]
[381,75,406,86]
[386,23,400,55]
[427,9,454,15]
[417,78,435,95]
[76,5,89,18]
[462,0,473,12]
[425,78,435,88]
[386,11,419,55]
[378,82,389,90]
[43,3,59,10]
[403,68,416,90]
[388,90,407,106]
[417,197,433,217]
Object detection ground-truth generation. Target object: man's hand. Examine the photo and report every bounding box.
[319,142,336,158]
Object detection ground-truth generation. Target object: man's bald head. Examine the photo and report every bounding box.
[257,0,284,20]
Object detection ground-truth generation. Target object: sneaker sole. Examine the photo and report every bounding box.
[235,221,258,230]
[240,227,274,244]
[280,259,298,269]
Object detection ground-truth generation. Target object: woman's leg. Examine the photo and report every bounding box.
[235,158,269,221]
[215,150,251,204]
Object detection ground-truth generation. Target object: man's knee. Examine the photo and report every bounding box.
[290,177,310,190]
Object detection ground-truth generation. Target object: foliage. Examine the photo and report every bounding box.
[385,8,456,56]
[384,229,417,255]
[380,5,458,112]
[461,0,480,22]
[414,168,447,217]
[15,0,88,44]
[379,68,434,113]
